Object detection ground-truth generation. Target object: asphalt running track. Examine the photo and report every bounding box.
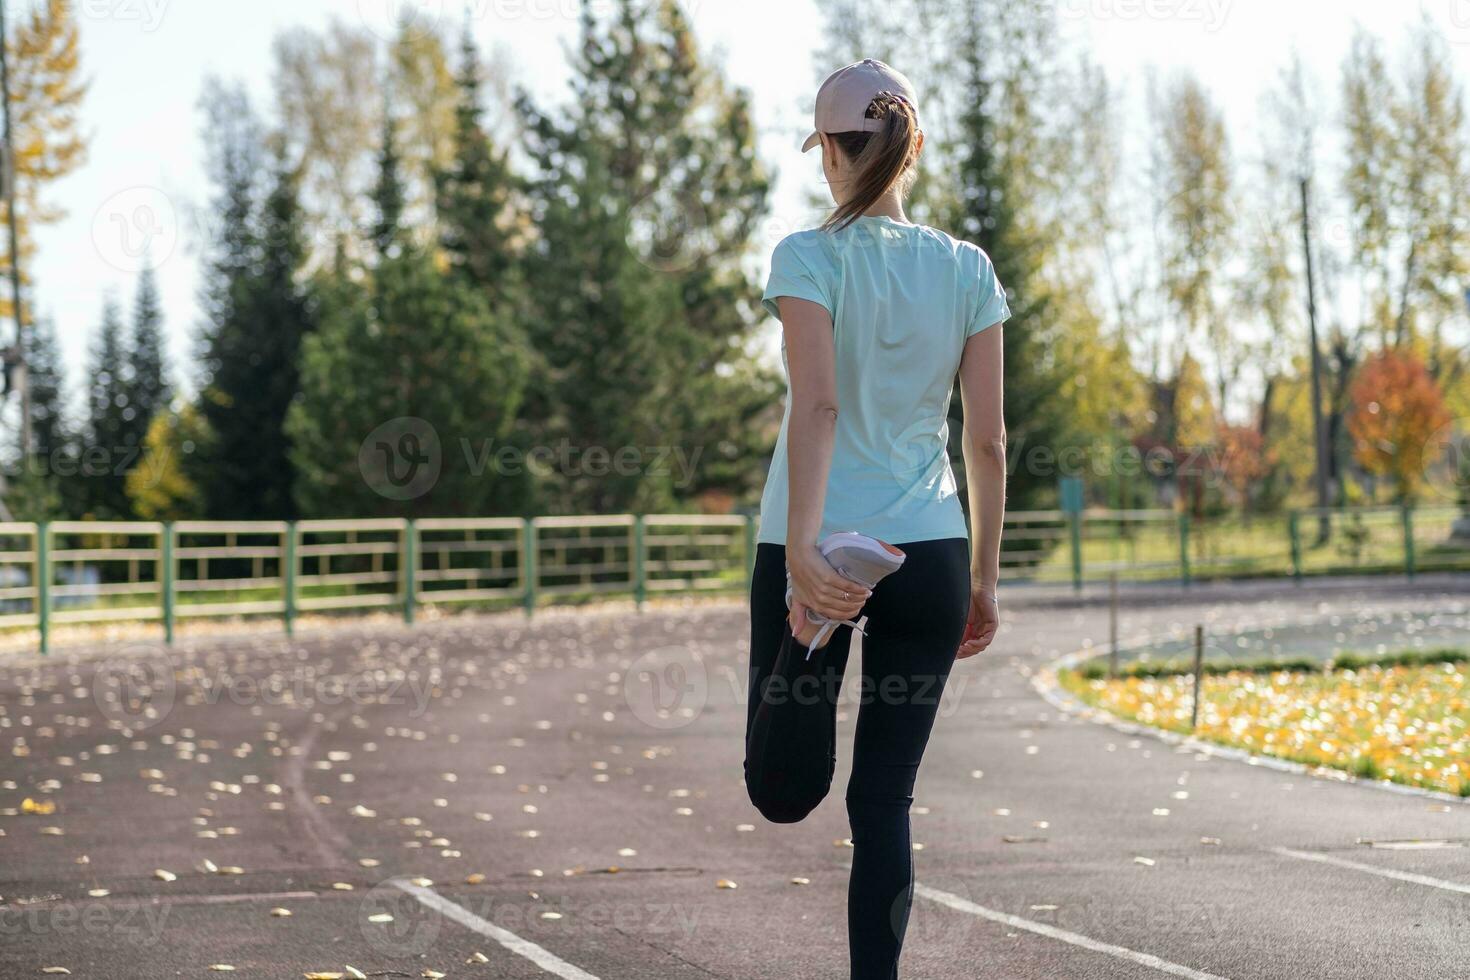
[1,575,1468,979]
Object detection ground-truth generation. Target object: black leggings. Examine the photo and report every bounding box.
[744,538,970,980]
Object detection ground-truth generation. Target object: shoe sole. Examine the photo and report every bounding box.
[794,532,906,631]
[818,532,906,590]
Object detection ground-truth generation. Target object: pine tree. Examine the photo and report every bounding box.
[83,299,130,517]
[371,96,406,257]
[1,315,67,520]
[125,264,169,452]
[518,0,772,513]
[197,83,316,520]
[947,0,1071,511]
[288,100,531,518]
[20,314,65,459]
[235,150,315,519]
[433,22,520,297]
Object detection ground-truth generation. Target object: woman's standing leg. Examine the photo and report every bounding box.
[843,539,970,979]
[745,543,852,823]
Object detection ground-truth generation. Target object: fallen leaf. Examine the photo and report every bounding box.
[21,798,57,815]
[153,869,177,882]
[716,878,738,889]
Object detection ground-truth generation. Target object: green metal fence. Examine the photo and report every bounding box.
[4,506,1465,653]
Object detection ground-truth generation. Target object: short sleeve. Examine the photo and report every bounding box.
[967,247,1011,336]
[762,237,833,322]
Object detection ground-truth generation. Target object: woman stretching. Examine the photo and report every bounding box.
[744,59,1009,979]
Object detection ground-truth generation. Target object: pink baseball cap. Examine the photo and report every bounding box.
[801,59,920,153]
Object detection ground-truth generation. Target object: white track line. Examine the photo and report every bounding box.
[1272,846,1470,896]
[392,879,600,980]
[914,883,1232,980]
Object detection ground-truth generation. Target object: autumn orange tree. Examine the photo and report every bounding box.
[1347,349,1450,502]
[1216,423,1273,513]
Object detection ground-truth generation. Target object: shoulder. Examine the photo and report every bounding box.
[944,234,997,276]
[908,225,994,274]
[767,230,839,284]
[771,229,835,263]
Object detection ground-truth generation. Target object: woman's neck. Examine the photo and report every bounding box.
[861,194,909,223]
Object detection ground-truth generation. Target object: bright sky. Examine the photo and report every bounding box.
[29,0,1470,391]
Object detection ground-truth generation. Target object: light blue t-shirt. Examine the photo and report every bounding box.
[757,215,1010,546]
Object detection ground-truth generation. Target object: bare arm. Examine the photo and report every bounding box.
[778,296,868,623]
[957,322,1005,656]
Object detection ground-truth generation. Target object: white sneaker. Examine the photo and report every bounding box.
[785,532,906,656]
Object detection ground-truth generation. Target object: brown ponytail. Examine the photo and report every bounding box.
[820,91,920,233]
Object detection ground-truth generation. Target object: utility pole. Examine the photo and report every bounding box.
[1299,177,1331,543]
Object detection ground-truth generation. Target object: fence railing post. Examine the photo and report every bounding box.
[36,522,50,656]
[523,519,538,616]
[1068,511,1084,592]
[1190,624,1205,730]
[1108,572,1119,679]
[283,522,297,637]
[1402,506,1415,580]
[1288,510,1302,582]
[632,515,646,610]
[1179,511,1192,587]
[402,519,418,625]
[162,522,176,646]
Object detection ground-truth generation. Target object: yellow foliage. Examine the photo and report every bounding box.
[1,0,89,322]
[1065,662,1470,796]
[125,404,207,521]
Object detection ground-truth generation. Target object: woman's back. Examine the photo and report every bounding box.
[757,216,1009,546]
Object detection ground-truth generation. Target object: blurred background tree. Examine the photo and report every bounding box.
[4,0,1469,526]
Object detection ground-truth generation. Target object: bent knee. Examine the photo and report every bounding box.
[746,775,824,824]
[754,798,817,824]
